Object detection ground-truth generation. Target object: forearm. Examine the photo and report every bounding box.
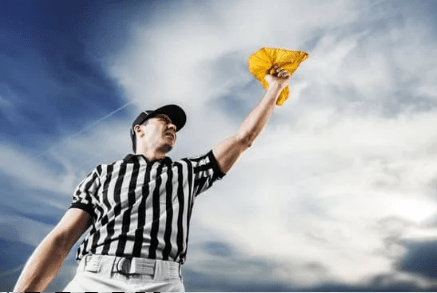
[14,233,69,292]
[236,82,282,147]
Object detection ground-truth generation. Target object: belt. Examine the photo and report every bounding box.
[115,257,155,275]
[83,254,181,276]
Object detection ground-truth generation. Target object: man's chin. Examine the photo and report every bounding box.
[160,144,173,153]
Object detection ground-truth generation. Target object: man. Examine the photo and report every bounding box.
[13,66,291,291]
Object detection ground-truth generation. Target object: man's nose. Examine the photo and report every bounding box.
[167,123,177,131]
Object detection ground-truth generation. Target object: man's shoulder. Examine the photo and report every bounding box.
[181,150,215,163]
[192,150,215,159]
[92,157,128,172]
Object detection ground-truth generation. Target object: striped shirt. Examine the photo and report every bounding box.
[70,150,225,264]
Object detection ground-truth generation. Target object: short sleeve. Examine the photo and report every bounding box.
[69,168,101,218]
[186,150,225,197]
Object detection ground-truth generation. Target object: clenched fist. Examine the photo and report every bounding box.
[265,65,291,90]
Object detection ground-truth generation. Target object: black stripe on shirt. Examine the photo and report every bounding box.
[102,162,127,255]
[132,160,152,257]
[174,162,185,262]
[116,156,140,256]
[91,164,113,254]
[162,163,174,260]
[180,158,194,262]
[148,163,164,259]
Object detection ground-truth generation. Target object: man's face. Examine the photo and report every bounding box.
[138,113,177,153]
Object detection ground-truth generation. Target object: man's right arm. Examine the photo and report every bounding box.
[213,66,291,174]
[13,208,91,292]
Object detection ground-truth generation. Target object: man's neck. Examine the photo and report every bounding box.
[136,149,167,162]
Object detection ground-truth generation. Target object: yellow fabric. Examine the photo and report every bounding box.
[248,47,309,105]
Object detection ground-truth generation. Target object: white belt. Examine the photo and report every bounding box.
[83,254,181,276]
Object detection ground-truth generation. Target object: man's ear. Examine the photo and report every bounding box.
[134,125,144,137]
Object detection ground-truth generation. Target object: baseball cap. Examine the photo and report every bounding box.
[130,104,186,152]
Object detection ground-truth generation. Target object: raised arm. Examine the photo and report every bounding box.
[213,66,291,174]
[13,208,91,292]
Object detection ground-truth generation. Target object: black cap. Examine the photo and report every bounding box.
[130,104,186,152]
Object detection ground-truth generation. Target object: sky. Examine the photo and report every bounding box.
[1,0,437,291]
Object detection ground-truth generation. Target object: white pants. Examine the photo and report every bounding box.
[63,254,185,292]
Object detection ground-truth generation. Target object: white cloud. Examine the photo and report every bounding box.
[0,114,135,201]
[191,110,437,285]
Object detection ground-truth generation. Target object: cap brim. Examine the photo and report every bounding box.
[147,104,186,132]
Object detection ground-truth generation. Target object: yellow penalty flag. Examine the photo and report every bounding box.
[248,47,309,105]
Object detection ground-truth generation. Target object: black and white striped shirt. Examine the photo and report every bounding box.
[70,150,225,264]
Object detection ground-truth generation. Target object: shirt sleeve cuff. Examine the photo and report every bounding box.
[208,150,226,180]
[69,202,95,218]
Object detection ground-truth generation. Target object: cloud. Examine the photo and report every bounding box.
[105,0,366,108]
[190,110,437,286]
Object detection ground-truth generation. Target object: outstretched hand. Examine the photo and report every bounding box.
[264,65,291,90]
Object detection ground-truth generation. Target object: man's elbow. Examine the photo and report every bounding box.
[235,132,254,149]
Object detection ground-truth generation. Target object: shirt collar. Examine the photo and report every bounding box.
[123,154,172,165]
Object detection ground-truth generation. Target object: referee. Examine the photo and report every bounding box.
[14,66,291,292]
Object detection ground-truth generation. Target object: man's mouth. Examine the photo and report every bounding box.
[165,132,176,139]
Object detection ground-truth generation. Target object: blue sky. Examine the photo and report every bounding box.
[2,0,437,291]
